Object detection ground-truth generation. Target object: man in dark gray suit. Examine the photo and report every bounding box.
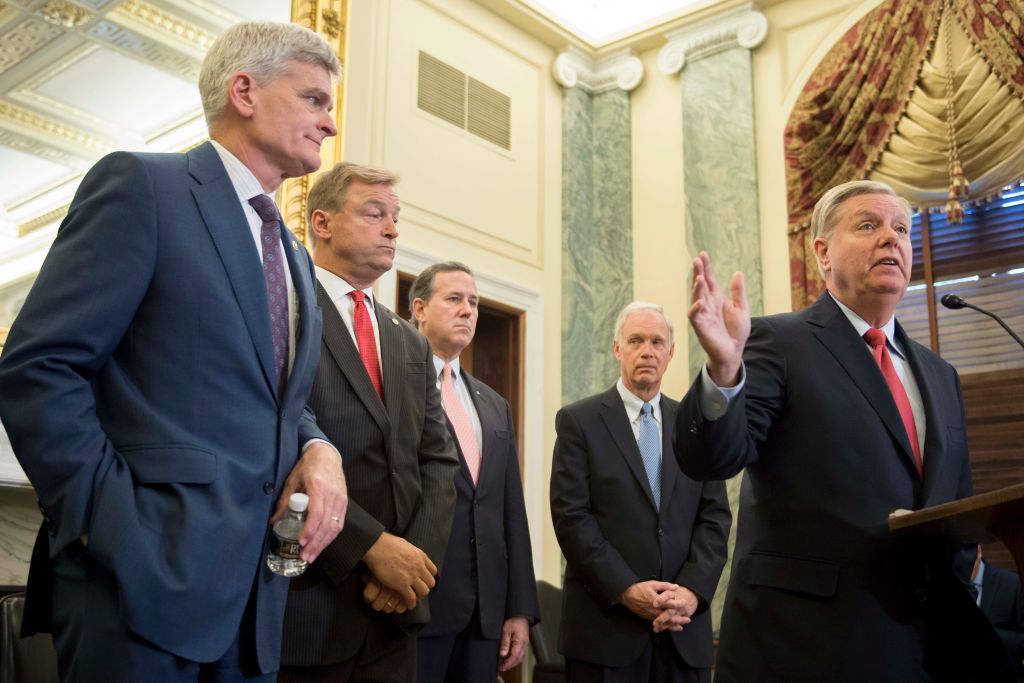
[279,163,460,682]
[551,301,731,683]
[409,262,540,682]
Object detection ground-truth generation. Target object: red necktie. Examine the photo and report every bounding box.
[864,328,922,477]
[440,363,481,484]
[348,290,383,399]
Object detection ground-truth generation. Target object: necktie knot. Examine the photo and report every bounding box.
[864,328,886,349]
[442,362,453,381]
[348,289,365,305]
[641,402,653,418]
[248,194,279,224]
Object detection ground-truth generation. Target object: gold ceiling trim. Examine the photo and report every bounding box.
[0,101,109,154]
[17,203,68,237]
[112,0,216,53]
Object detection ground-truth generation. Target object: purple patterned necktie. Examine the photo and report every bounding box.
[248,194,289,399]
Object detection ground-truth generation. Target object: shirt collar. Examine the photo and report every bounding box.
[210,140,266,204]
[616,378,662,424]
[973,559,985,589]
[432,355,461,382]
[829,291,905,359]
[315,266,375,312]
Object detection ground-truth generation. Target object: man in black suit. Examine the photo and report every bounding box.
[551,301,731,683]
[279,163,460,682]
[679,180,995,681]
[956,546,1024,678]
[409,261,540,682]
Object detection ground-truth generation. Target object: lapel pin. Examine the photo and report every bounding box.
[391,318,399,325]
[291,240,299,251]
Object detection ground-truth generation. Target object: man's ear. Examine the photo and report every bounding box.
[813,236,830,275]
[412,298,426,326]
[310,209,331,242]
[225,72,258,119]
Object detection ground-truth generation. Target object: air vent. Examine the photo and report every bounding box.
[417,51,511,151]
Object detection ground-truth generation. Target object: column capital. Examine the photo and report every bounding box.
[553,46,644,93]
[658,5,767,75]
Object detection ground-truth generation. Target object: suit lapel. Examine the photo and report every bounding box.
[375,301,406,432]
[188,142,277,399]
[281,231,316,406]
[899,325,949,502]
[658,396,679,517]
[464,371,498,489]
[317,283,390,433]
[599,387,659,511]
[809,294,919,477]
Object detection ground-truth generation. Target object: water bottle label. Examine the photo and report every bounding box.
[270,530,302,559]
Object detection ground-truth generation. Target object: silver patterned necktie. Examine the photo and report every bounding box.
[638,402,661,509]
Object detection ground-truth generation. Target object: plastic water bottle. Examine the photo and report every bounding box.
[267,492,309,577]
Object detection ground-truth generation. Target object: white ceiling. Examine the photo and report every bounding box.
[525,0,704,44]
[0,0,288,289]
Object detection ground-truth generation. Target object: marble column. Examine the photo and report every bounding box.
[555,48,643,405]
[658,5,767,632]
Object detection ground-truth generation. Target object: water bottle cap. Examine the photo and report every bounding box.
[289,493,309,512]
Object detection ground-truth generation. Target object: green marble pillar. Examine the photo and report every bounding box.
[558,61,639,406]
[659,6,768,634]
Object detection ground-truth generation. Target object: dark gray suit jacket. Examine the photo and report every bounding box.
[421,369,539,640]
[280,283,459,666]
[551,386,731,669]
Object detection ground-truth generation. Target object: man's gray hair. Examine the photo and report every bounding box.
[613,301,674,346]
[199,21,342,125]
[810,180,911,241]
[408,262,475,328]
[306,161,400,248]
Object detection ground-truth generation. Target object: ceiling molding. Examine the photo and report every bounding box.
[0,100,108,155]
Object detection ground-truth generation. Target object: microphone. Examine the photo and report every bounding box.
[941,293,1024,350]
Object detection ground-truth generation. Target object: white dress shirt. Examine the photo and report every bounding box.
[616,378,663,447]
[315,266,384,376]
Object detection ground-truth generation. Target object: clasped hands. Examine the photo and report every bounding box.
[361,531,437,614]
[620,580,700,633]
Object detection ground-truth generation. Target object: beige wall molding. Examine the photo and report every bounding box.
[552,45,643,92]
[657,5,767,75]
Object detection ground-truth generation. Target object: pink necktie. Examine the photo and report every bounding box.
[864,328,922,477]
[440,363,480,484]
[348,290,383,399]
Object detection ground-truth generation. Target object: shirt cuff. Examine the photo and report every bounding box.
[699,363,745,420]
[301,438,338,456]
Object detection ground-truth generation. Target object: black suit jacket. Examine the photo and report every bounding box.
[982,563,1024,677]
[676,292,975,682]
[280,284,459,666]
[421,369,540,639]
[551,386,730,669]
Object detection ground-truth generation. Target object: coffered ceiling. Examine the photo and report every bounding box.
[0,0,287,291]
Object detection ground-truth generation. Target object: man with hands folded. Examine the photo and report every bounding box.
[551,301,730,682]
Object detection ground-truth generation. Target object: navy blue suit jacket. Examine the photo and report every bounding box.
[0,142,325,672]
[551,387,731,669]
[676,292,974,681]
[421,369,539,640]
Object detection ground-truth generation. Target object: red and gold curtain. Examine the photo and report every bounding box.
[784,0,1024,310]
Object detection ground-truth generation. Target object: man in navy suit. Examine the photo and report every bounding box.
[551,301,731,683]
[679,180,994,681]
[409,261,540,682]
[0,21,348,681]
[956,545,1024,678]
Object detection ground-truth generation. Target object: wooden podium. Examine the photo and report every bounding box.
[888,482,1024,575]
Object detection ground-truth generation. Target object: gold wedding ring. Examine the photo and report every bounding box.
[330,515,341,523]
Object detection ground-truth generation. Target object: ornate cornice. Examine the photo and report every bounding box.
[552,46,643,93]
[0,101,109,155]
[658,5,767,75]
[112,0,217,53]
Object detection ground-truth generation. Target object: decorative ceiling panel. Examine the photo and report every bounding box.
[0,144,72,205]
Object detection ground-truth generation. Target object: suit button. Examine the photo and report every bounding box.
[44,516,56,535]
[469,537,475,545]
[473,501,480,508]
[657,528,664,537]
[263,482,274,494]
[689,422,698,435]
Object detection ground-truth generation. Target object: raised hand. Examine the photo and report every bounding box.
[689,251,750,386]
